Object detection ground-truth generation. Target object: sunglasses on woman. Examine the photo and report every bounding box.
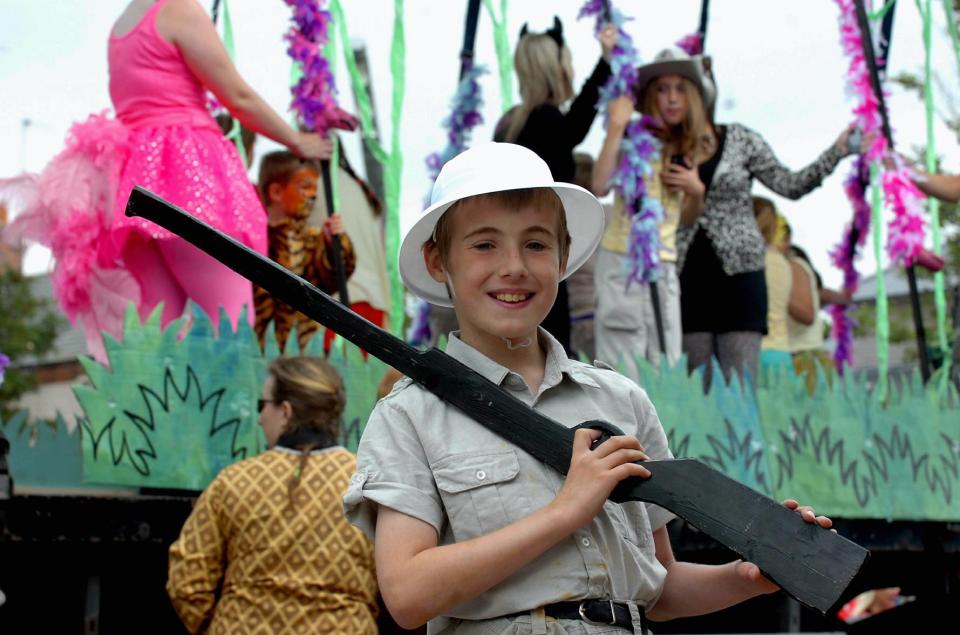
[257,399,273,413]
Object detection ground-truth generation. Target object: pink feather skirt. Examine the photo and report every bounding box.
[3,112,266,360]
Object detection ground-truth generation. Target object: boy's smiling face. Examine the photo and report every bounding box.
[424,195,566,350]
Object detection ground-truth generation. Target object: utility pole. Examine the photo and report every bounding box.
[19,118,32,172]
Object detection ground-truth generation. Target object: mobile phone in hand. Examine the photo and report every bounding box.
[670,154,686,167]
[848,127,862,154]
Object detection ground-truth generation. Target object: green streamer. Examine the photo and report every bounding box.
[869,0,898,20]
[870,162,890,402]
[330,0,389,164]
[219,0,247,166]
[483,0,514,113]
[919,0,952,382]
[330,0,405,335]
[385,0,407,336]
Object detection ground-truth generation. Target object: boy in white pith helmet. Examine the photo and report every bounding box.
[344,142,831,634]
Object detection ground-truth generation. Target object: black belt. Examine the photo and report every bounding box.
[511,600,644,632]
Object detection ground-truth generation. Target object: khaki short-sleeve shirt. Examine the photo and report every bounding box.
[344,330,675,632]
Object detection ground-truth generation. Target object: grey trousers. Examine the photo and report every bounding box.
[595,248,682,380]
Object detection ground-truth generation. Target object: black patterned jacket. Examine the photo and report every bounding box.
[677,123,844,275]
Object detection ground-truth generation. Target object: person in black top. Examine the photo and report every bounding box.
[494,16,616,356]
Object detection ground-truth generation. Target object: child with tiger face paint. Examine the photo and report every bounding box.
[254,151,356,351]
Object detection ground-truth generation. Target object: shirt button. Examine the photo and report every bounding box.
[476,470,486,481]
[581,537,591,547]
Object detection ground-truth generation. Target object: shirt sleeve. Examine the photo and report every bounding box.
[167,478,229,634]
[742,125,844,200]
[630,386,676,532]
[343,396,445,539]
[562,58,612,148]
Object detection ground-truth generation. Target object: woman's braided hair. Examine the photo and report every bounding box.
[268,356,345,506]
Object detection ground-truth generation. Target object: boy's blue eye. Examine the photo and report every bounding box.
[473,241,494,250]
[526,241,547,251]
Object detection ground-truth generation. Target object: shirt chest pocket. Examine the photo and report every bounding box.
[608,500,652,551]
[432,450,521,540]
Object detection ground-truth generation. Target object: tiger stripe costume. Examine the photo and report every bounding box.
[254,216,356,351]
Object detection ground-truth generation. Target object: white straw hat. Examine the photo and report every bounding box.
[399,142,605,307]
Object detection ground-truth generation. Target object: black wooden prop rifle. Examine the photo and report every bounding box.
[125,187,868,614]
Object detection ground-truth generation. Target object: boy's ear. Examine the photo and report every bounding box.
[266,181,284,205]
[423,242,448,283]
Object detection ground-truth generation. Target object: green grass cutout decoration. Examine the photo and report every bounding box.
[3,303,958,520]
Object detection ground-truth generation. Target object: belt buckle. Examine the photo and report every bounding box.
[578,600,616,626]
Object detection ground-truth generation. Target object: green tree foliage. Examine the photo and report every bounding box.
[0,271,62,419]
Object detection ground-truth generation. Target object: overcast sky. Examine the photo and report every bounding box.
[2,0,958,289]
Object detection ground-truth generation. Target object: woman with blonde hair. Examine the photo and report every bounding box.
[493,16,617,355]
[167,356,378,635]
[593,48,714,377]
[596,45,859,389]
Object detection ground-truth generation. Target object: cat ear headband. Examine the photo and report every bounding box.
[519,15,564,54]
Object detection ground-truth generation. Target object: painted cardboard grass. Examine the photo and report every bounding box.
[7,301,958,520]
[74,304,387,491]
[631,357,960,521]
[1,410,100,492]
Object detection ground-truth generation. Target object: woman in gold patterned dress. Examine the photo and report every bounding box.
[167,356,378,634]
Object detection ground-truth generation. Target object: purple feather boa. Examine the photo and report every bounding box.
[284,0,338,132]
[579,1,663,285]
[612,116,665,285]
[578,1,638,113]
[831,0,929,370]
[409,61,487,346]
[407,297,434,347]
[424,61,487,188]
[829,158,870,371]
[0,352,9,386]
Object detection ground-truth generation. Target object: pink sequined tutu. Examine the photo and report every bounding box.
[2,111,265,361]
[109,122,265,258]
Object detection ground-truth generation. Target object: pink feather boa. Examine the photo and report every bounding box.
[836,0,926,267]
[831,0,928,369]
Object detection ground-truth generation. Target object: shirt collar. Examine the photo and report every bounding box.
[444,328,600,392]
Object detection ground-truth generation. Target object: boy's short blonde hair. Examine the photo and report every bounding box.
[423,187,572,270]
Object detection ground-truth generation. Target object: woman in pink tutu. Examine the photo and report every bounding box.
[4,0,330,361]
